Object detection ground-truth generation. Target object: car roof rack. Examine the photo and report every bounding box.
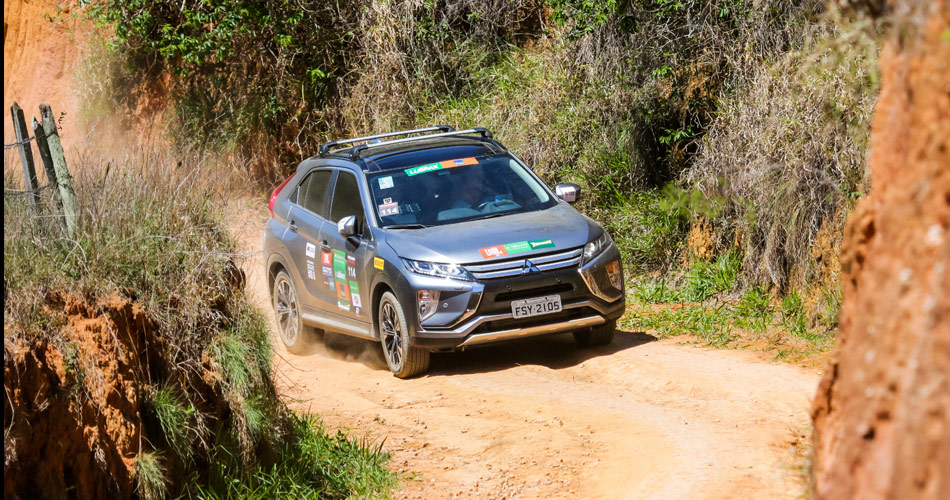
[346,128,494,159]
[319,126,454,157]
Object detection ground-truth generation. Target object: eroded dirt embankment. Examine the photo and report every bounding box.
[3,0,85,144]
[4,296,155,498]
[810,2,950,498]
[232,202,821,500]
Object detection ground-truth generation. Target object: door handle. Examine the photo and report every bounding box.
[320,240,331,250]
[288,219,298,232]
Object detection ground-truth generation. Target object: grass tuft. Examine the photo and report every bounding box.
[144,383,195,461]
[135,451,168,500]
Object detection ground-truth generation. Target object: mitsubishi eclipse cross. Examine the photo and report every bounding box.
[264,126,625,378]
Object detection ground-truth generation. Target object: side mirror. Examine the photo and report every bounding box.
[337,215,358,238]
[555,183,581,204]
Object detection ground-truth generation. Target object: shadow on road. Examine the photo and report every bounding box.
[300,329,656,376]
[426,329,656,377]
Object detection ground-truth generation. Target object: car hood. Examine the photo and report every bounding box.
[381,204,599,264]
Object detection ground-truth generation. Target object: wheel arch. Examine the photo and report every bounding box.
[371,281,397,341]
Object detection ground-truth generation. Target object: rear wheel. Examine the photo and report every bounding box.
[378,292,430,378]
[574,320,616,347]
[272,270,314,354]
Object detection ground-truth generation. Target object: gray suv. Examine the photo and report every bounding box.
[264,127,625,377]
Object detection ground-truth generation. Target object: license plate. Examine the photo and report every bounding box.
[511,295,562,319]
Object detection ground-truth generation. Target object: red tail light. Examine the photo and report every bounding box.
[269,175,294,216]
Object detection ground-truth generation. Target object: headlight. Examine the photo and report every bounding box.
[402,259,475,281]
[583,231,613,265]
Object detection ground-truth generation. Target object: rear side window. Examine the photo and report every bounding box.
[297,170,332,218]
[329,171,364,223]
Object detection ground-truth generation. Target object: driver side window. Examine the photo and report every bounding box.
[329,171,365,227]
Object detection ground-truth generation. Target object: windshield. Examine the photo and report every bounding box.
[366,154,556,228]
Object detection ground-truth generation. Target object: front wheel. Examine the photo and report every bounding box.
[574,320,616,347]
[378,292,430,378]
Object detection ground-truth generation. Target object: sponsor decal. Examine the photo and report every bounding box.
[335,280,350,301]
[438,157,478,169]
[322,265,332,277]
[529,238,555,250]
[352,293,362,308]
[404,163,442,176]
[405,158,479,177]
[321,251,332,266]
[306,260,316,280]
[378,176,394,189]
[479,245,508,259]
[374,257,385,270]
[383,197,392,204]
[305,242,316,258]
[333,250,350,308]
[479,239,557,259]
[378,202,400,217]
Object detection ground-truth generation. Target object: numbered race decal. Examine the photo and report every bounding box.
[378,202,400,217]
[305,242,316,258]
[479,239,556,259]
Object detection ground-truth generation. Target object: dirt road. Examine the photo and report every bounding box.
[231,202,819,499]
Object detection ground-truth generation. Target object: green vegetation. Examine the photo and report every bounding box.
[71,0,881,352]
[3,150,396,497]
[135,451,168,500]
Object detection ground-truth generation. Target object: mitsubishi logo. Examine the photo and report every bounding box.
[523,259,540,274]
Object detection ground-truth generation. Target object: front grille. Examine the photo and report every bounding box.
[494,283,574,303]
[464,247,583,280]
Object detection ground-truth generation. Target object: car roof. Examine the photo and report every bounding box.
[321,135,508,173]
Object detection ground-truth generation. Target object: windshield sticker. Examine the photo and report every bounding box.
[439,157,478,168]
[305,242,316,258]
[378,202,400,217]
[306,260,316,280]
[479,239,557,259]
[374,257,385,270]
[405,157,479,177]
[378,176,394,189]
[405,163,442,176]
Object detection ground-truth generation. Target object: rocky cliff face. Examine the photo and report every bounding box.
[811,1,950,499]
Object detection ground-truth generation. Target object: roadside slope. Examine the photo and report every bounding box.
[231,200,820,499]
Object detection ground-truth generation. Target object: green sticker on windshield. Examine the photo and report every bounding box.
[405,163,442,176]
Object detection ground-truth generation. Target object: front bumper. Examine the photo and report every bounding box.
[409,245,625,350]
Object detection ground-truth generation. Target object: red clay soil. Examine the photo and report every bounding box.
[3,296,157,499]
[3,0,85,144]
[811,2,950,499]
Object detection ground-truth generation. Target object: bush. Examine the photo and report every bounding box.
[685,7,880,290]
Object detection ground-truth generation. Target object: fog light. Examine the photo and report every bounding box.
[606,260,623,290]
[418,290,440,322]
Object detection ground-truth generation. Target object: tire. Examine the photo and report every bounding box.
[272,270,313,354]
[574,319,616,347]
[378,291,430,378]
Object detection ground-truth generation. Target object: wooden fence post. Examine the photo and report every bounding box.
[39,103,79,235]
[10,102,40,209]
[32,116,62,206]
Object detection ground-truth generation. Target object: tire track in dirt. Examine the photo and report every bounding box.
[230,200,819,499]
